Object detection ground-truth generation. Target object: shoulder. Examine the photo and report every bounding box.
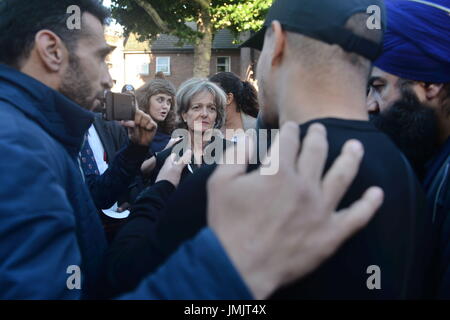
[0,101,55,150]
[94,116,127,137]
[0,101,70,178]
[241,113,257,131]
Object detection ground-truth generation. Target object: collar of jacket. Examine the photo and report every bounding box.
[0,64,95,157]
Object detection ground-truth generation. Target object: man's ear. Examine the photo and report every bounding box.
[420,82,444,101]
[270,20,286,68]
[34,30,67,73]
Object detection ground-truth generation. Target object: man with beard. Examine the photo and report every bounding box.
[369,84,440,179]
[0,0,383,299]
[106,0,432,299]
[367,0,450,297]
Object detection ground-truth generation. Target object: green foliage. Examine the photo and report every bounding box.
[110,0,273,45]
[212,0,272,35]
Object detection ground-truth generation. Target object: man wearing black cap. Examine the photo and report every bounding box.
[239,0,432,299]
[108,0,433,299]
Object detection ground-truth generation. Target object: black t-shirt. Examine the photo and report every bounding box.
[108,118,434,299]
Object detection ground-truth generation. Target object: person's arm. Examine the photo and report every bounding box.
[0,134,82,299]
[105,151,193,296]
[85,141,148,209]
[86,110,157,210]
[118,228,253,300]
[105,180,176,296]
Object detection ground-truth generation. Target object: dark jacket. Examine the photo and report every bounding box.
[148,130,171,157]
[423,138,450,298]
[0,64,251,299]
[92,114,128,165]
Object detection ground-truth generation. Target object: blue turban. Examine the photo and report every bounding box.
[374,0,450,83]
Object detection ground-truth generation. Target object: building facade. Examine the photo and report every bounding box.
[105,27,258,92]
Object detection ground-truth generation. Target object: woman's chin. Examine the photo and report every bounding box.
[191,128,212,135]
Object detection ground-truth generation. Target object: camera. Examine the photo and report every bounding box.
[102,91,136,121]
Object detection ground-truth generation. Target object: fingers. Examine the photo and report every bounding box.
[165,137,182,150]
[297,123,328,180]
[121,120,135,128]
[262,121,299,174]
[167,153,177,165]
[333,186,384,241]
[176,149,192,166]
[134,108,143,125]
[322,140,364,211]
[214,144,248,181]
[135,110,157,131]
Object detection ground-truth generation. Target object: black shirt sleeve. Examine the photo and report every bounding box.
[104,180,177,295]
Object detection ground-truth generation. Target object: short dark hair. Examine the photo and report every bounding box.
[0,0,110,68]
[209,72,259,118]
[285,13,383,78]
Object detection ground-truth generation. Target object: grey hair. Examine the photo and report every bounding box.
[176,78,226,129]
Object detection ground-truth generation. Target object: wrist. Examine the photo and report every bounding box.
[212,229,279,299]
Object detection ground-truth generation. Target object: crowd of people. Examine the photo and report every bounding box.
[0,0,449,299]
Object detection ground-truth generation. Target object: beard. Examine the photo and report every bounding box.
[257,76,279,129]
[60,54,97,110]
[370,87,439,179]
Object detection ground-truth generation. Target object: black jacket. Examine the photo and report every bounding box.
[423,137,450,298]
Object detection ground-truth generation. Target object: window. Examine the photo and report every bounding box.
[216,56,230,73]
[137,62,150,75]
[156,57,171,75]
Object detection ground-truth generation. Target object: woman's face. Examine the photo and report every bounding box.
[182,91,217,133]
[148,93,173,122]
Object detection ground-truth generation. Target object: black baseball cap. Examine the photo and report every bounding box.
[241,0,386,61]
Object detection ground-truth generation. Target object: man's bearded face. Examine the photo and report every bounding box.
[370,85,439,179]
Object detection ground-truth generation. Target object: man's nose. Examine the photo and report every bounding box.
[367,90,381,114]
[367,98,380,114]
[102,69,113,90]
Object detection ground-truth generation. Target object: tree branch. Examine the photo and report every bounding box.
[132,0,170,33]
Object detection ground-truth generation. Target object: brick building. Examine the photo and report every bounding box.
[105,26,258,92]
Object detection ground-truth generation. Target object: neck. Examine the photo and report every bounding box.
[278,77,369,126]
[20,56,60,91]
[189,130,211,152]
[224,103,244,139]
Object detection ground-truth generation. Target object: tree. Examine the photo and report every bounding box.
[110,0,272,77]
